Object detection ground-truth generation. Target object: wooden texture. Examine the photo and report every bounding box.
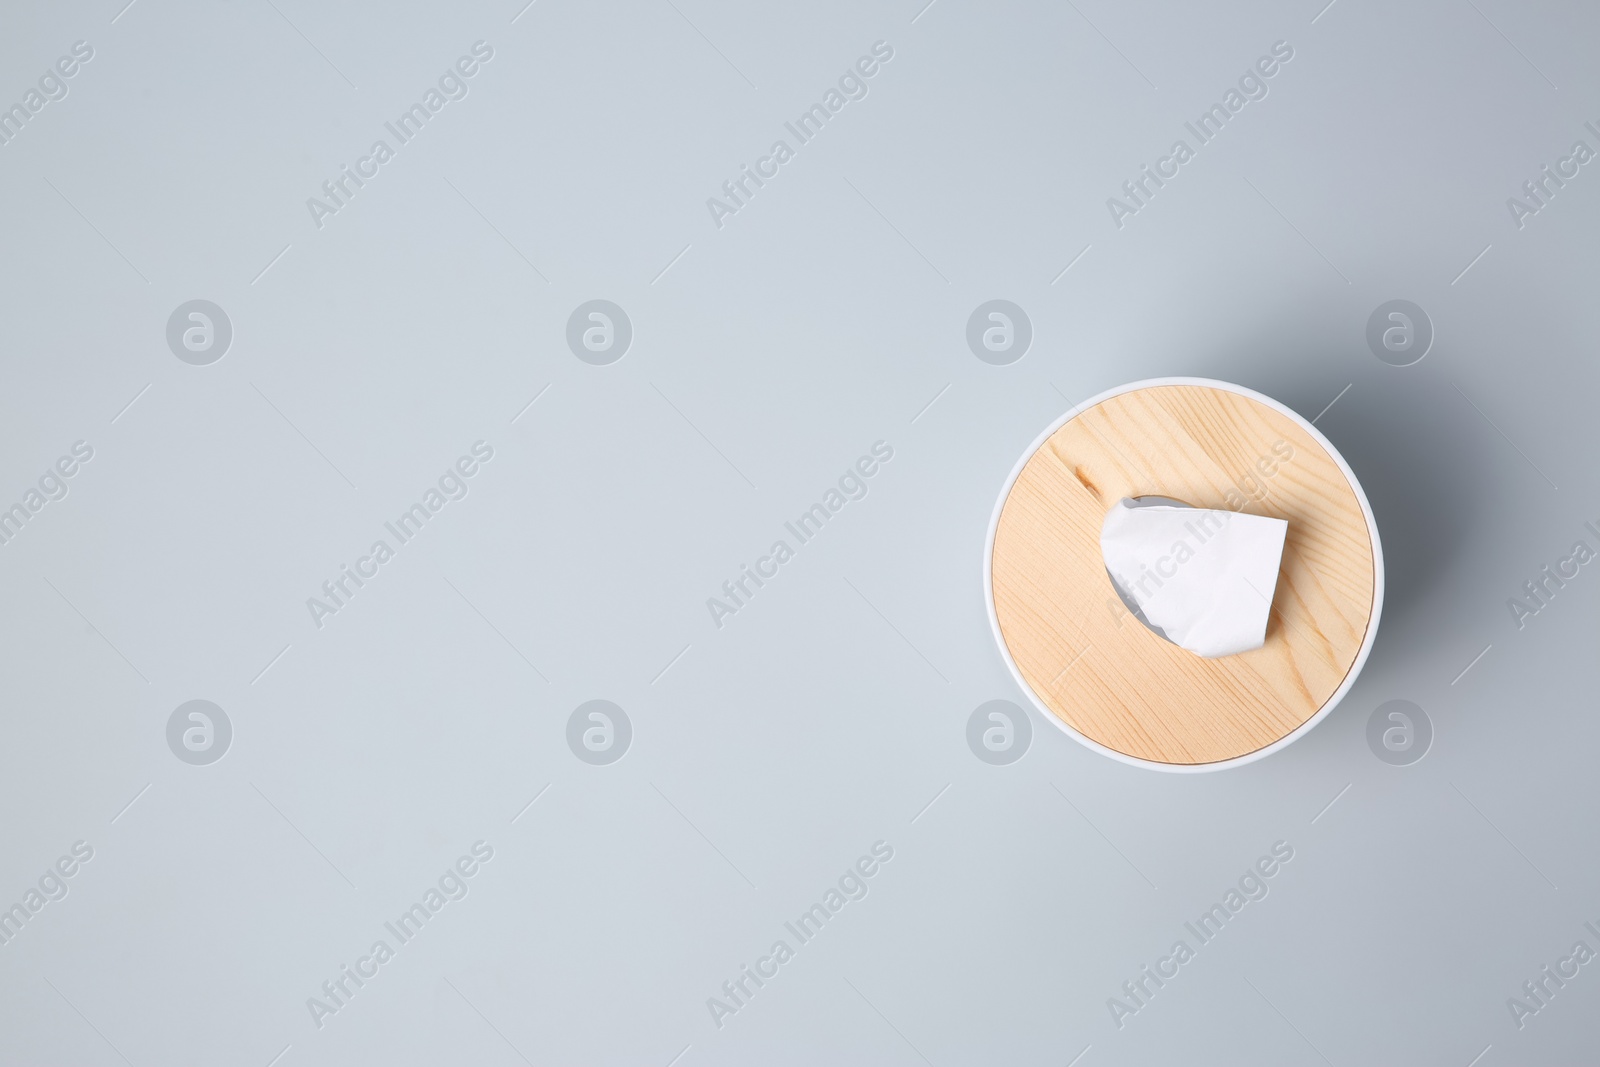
[991,385,1376,765]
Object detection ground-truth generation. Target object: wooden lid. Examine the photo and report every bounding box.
[989,383,1378,767]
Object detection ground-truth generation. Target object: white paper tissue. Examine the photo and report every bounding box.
[1100,498,1289,658]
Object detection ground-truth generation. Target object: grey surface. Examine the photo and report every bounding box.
[1,0,1597,1064]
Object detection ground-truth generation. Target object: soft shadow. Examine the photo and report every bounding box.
[1197,348,1490,639]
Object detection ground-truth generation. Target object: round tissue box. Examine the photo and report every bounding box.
[985,379,1382,771]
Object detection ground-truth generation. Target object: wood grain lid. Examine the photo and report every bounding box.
[986,380,1381,769]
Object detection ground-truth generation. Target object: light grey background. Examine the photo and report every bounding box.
[2,0,1597,1064]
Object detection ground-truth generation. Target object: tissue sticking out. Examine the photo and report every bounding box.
[1100,497,1289,658]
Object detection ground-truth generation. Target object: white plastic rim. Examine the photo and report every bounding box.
[983,377,1385,773]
